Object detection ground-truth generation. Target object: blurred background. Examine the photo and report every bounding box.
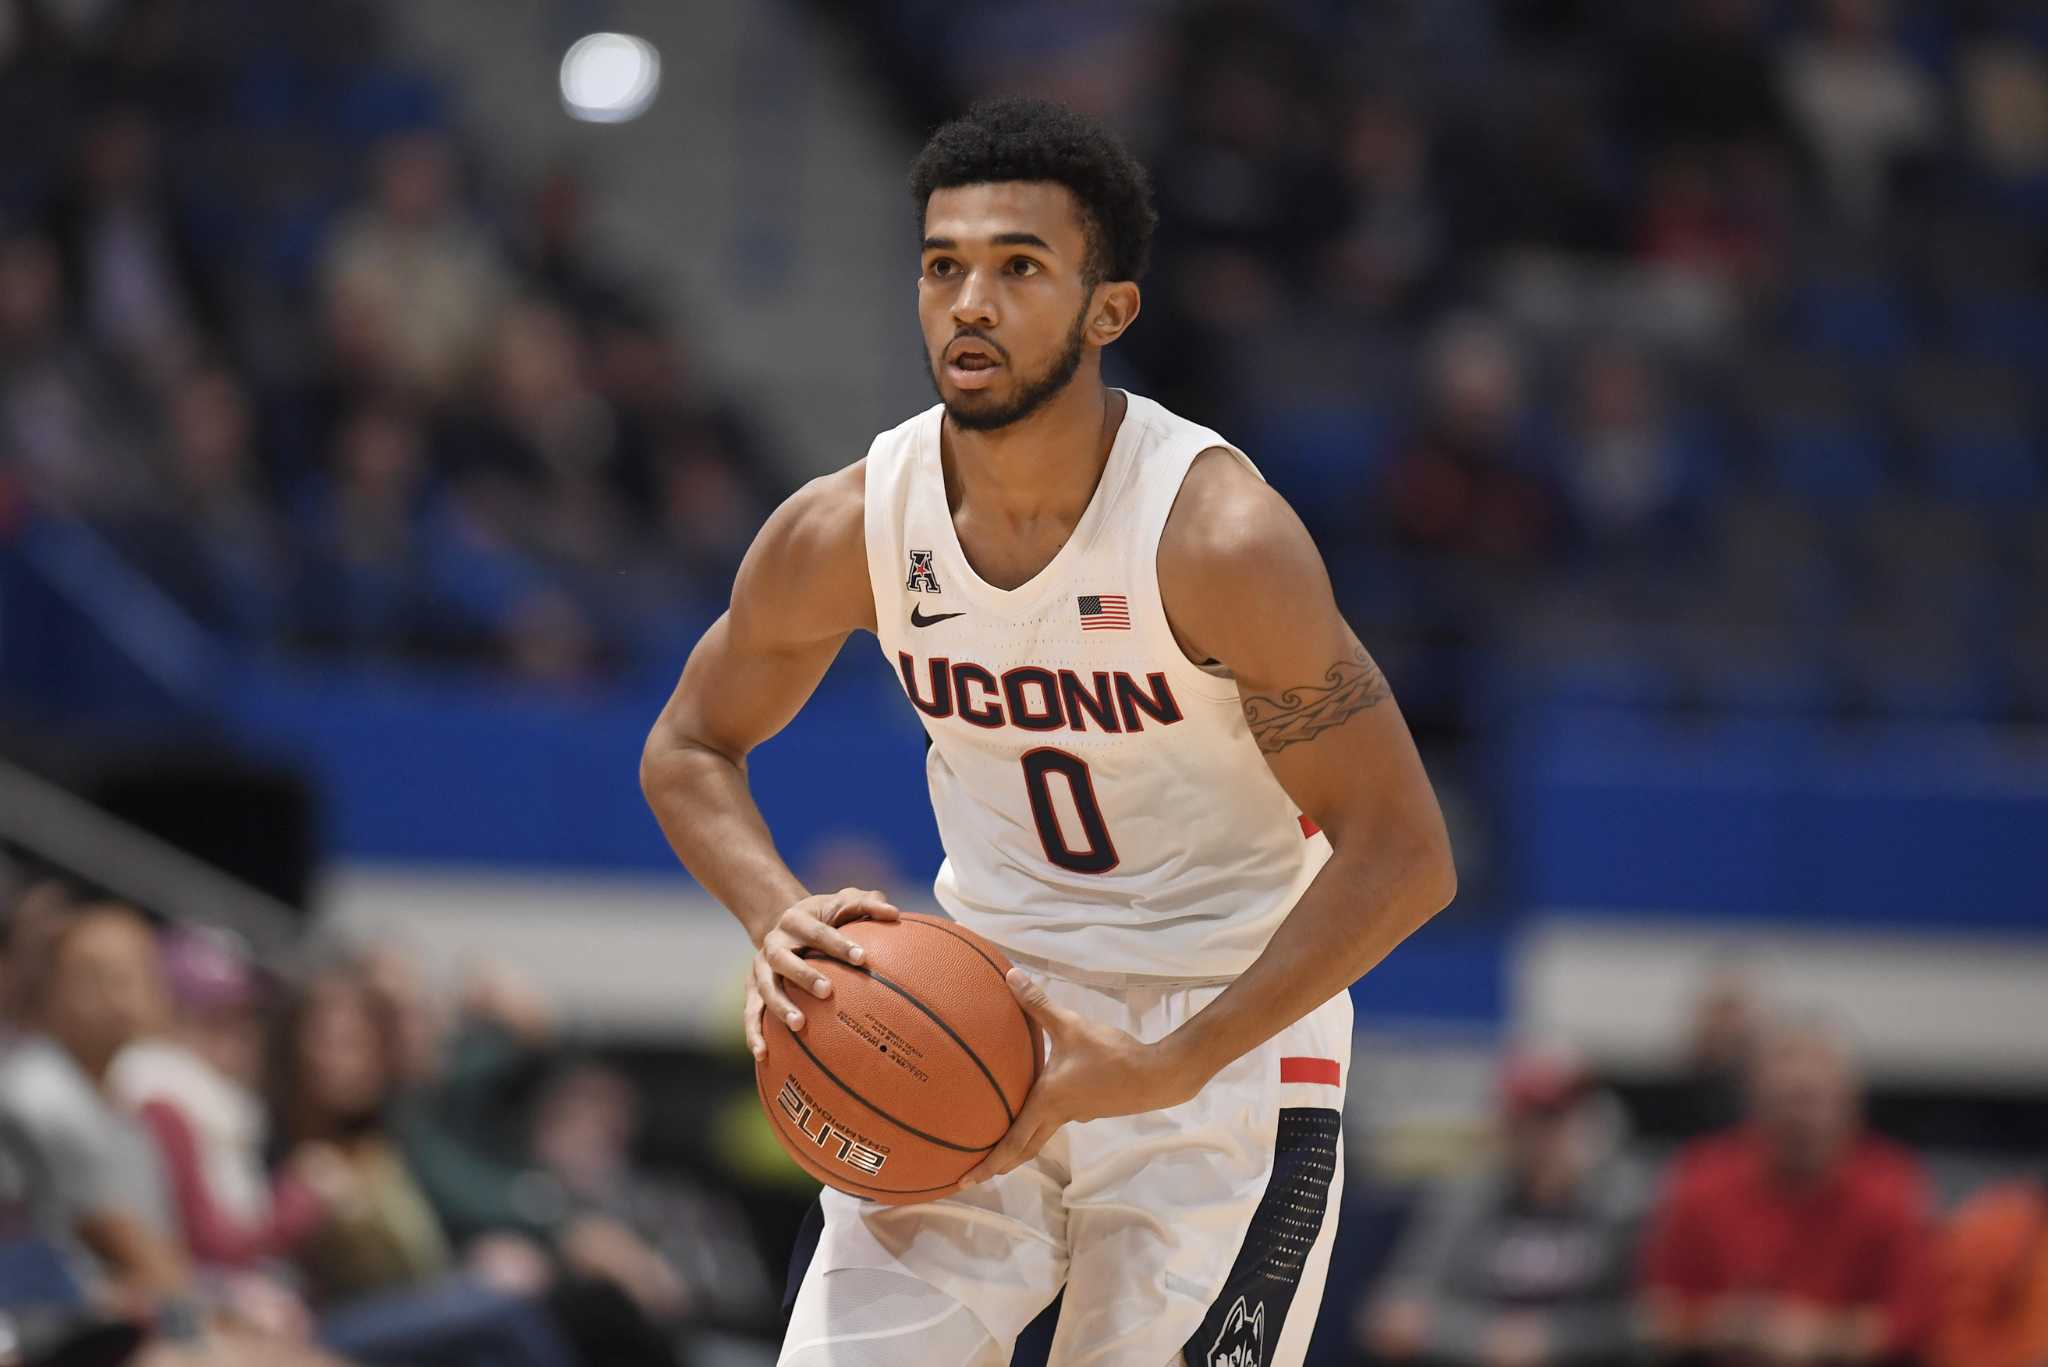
[0,0,2044,1364]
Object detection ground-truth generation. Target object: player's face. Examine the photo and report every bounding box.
[918,182,1100,432]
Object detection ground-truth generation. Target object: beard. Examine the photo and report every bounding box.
[926,300,1092,433]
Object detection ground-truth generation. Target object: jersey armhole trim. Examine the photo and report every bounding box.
[861,426,910,662]
[1141,442,1264,704]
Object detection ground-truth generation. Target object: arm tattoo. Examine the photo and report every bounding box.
[1241,645,1389,754]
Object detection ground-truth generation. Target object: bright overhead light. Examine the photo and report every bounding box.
[560,32,660,124]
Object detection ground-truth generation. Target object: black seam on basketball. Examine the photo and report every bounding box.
[757,1075,964,1198]
[903,916,1009,982]
[899,917,1040,1105]
[781,1011,996,1153]
[796,932,1021,1126]
[755,1074,967,1198]
[858,965,1018,1128]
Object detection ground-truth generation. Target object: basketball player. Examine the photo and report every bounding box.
[641,98,1455,1366]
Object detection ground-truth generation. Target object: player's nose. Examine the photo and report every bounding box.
[950,267,998,328]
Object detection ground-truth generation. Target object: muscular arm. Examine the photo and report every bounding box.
[639,462,878,945]
[1156,448,1455,1085]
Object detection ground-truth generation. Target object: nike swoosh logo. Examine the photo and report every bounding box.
[910,606,965,628]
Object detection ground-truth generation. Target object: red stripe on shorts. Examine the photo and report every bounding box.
[1280,1056,1340,1087]
[1298,815,1320,838]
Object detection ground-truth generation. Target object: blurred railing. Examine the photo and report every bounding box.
[0,519,220,722]
[0,755,299,958]
[0,522,284,942]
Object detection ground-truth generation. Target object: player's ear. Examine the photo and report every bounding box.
[1087,281,1140,346]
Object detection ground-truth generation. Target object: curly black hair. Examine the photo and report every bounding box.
[909,97,1157,286]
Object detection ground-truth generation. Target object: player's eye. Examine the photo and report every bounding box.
[927,258,958,278]
[1007,257,1040,277]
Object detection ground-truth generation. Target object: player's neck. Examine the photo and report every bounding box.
[942,381,1123,524]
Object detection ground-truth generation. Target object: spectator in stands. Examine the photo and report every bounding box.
[1327,95,1443,320]
[363,951,694,1326]
[297,395,439,654]
[648,427,764,585]
[359,948,560,1255]
[331,400,499,649]
[0,876,72,1047]
[352,950,690,1365]
[321,129,510,401]
[1931,1172,2048,1367]
[0,904,340,1364]
[274,959,585,1367]
[1640,1016,1932,1365]
[1129,6,1344,411]
[1669,965,1763,1139]
[0,225,155,517]
[1382,314,1562,570]
[270,960,453,1305]
[450,297,631,572]
[120,364,291,641]
[301,394,575,670]
[1778,0,1942,224]
[529,1060,773,1325]
[1636,147,1791,288]
[1148,8,1341,290]
[1365,1048,1648,1367]
[1477,67,1633,259]
[517,167,630,326]
[1561,343,1690,556]
[1955,28,2048,190]
[0,883,114,1358]
[586,307,778,582]
[45,102,224,393]
[0,903,182,1307]
[109,927,336,1307]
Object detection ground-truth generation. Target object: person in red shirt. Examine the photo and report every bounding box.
[112,926,340,1273]
[1639,1018,1933,1366]
[110,925,350,1341]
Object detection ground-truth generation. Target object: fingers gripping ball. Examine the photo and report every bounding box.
[756,914,1043,1204]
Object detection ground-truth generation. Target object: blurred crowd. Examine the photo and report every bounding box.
[6,875,2048,1367]
[1348,980,2048,1367]
[846,0,2048,728]
[0,868,772,1366]
[0,0,778,683]
[5,0,2046,717]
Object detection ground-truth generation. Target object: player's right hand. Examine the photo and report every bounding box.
[746,888,898,1059]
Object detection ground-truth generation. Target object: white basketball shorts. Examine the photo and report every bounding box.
[780,962,1352,1366]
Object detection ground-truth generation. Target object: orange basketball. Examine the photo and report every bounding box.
[755,913,1042,1205]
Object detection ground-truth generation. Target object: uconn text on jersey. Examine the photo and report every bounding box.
[897,652,1185,733]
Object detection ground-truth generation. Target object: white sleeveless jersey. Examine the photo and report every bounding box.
[861,391,1331,979]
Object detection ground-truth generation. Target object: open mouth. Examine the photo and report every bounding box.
[944,341,1003,389]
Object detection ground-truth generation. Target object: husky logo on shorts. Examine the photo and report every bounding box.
[906,549,941,593]
[1205,1295,1265,1367]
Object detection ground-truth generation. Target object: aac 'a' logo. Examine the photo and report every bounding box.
[906,549,942,594]
[1206,1295,1266,1367]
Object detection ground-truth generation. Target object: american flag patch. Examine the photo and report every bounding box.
[1077,594,1130,631]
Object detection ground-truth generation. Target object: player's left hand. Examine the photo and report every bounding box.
[961,968,1208,1186]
